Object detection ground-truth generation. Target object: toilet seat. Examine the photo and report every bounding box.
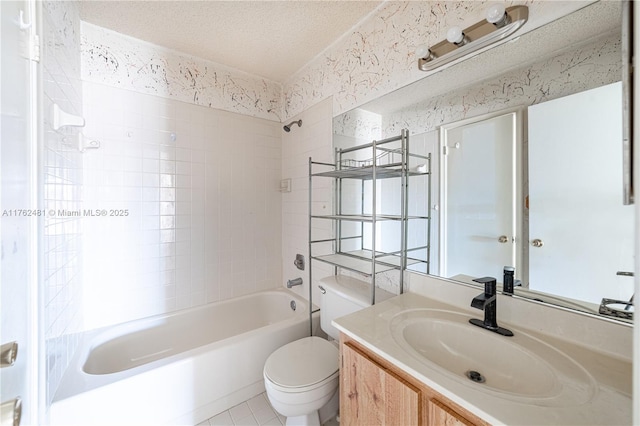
[264,336,339,392]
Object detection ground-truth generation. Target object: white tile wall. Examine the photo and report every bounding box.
[81,82,283,329]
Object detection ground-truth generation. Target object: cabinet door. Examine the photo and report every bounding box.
[341,342,420,426]
[427,399,474,426]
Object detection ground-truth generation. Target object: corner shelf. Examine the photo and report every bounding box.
[308,129,432,305]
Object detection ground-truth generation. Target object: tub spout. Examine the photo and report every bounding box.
[287,277,303,288]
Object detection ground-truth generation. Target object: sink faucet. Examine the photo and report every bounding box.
[470,276,514,337]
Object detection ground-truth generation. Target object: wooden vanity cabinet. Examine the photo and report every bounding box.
[340,335,490,426]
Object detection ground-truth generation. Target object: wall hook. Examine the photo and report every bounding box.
[19,10,32,31]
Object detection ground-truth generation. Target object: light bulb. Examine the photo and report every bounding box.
[486,3,508,26]
[446,26,465,45]
[415,44,432,60]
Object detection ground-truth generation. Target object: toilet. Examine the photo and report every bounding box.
[263,275,393,425]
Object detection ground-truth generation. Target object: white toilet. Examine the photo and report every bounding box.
[263,276,393,425]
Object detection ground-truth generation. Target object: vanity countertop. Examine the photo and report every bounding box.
[332,291,632,425]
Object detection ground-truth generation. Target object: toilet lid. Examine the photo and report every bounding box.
[264,337,338,389]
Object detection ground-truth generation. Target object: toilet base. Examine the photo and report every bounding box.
[278,390,338,426]
[285,411,320,426]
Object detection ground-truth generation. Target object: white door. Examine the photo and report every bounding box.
[528,82,634,304]
[441,112,517,279]
[1,1,36,424]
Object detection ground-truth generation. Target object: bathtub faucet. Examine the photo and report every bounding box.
[287,277,303,288]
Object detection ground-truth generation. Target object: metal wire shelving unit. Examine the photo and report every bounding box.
[308,129,431,312]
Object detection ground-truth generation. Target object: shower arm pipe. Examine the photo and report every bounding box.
[283,119,302,132]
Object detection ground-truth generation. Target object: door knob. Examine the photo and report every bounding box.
[1,397,22,426]
[0,342,18,368]
[531,239,544,247]
[498,235,509,243]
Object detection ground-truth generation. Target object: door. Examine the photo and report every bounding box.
[441,112,518,279]
[1,1,37,424]
[528,82,634,304]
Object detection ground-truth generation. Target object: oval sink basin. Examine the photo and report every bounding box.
[389,309,597,406]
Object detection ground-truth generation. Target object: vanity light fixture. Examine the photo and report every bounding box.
[416,5,528,72]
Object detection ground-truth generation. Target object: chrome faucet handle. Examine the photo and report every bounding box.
[293,254,305,271]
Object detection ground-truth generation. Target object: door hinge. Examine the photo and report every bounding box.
[30,34,40,63]
[442,146,449,156]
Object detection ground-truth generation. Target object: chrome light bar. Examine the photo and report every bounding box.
[418,6,529,72]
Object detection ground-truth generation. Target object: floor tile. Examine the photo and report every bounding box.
[229,402,253,423]
[234,415,258,426]
[247,394,270,414]
[253,405,278,425]
[260,418,283,426]
[210,411,233,425]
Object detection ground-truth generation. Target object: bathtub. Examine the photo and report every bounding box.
[50,288,317,425]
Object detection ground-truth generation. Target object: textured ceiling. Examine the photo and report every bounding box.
[79,0,383,83]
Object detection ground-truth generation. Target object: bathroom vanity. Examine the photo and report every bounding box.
[333,274,632,425]
[340,336,487,426]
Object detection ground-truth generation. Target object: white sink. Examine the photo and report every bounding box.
[389,309,597,406]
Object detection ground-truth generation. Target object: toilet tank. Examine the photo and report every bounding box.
[319,275,394,340]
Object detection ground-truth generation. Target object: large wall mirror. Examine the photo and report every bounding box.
[332,1,633,321]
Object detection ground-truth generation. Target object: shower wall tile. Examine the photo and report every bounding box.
[41,0,84,406]
[81,81,282,329]
[81,22,282,122]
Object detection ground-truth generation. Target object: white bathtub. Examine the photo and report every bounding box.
[51,288,317,425]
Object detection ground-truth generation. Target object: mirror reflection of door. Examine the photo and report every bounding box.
[528,82,634,304]
[440,112,520,280]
